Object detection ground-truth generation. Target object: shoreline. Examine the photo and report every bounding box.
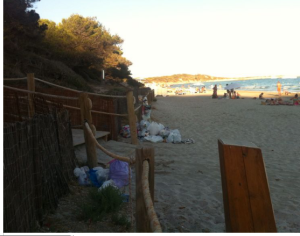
[161,89,298,99]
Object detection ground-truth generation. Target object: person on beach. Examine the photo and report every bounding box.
[290,94,299,105]
[259,93,264,99]
[277,81,282,96]
[212,84,218,98]
[226,84,231,98]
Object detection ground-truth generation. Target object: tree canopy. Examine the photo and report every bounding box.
[4,1,139,89]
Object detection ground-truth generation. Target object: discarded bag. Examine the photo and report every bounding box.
[89,169,102,187]
[109,159,131,188]
[98,179,118,191]
[120,125,131,138]
[93,167,109,184]
[144,135,163,143]
[73,167,90,186]
[148,122,164,136]
[166,129,182,143]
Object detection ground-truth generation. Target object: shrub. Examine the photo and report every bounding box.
[78,186,124,222]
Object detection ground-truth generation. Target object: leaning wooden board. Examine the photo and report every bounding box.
[218,139,277,232]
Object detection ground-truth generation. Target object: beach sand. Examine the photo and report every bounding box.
[135,91,300,232]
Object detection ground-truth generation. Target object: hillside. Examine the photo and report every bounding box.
[144,74,235,84]
[4,1,143,92]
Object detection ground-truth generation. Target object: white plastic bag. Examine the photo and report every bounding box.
[159,128,170,138]
[73,167,83,177]
[98,179,118,191]
[143,97,148,105]
[144,135,163,143]
[140,120,150,129]
[74,167,91,186]
[93,167,109,183]
[167,129,182,143]
[148,122,165,136]
[78,172,90,186]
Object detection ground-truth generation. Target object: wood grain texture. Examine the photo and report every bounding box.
[218,139,277,232]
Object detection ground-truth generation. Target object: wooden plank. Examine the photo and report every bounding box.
[243,147,277,232]
[218,139,277,232]
[72,129,110,146]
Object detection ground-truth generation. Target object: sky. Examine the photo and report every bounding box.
[33,0,300,78]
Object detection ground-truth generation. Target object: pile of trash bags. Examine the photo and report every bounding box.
[73,159,131,193]
[120,120,183,143]
[120,95,195,144]
[139,120,182,143]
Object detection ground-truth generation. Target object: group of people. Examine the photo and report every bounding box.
[290,94,299,105]
[212,84,240,99]
[262,94,299,105]
[196,86,206,93]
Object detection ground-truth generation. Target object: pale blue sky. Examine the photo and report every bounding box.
[34,0,300,78]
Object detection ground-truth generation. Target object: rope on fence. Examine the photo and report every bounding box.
[134,104,142,112]
[4,85,78,100]
[84,122,134,164]
[63,104,129,117]
[142,160,162,233]
[34,77,127,98]
[4,77,27,81]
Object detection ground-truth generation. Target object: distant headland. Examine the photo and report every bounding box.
[143,74,300,84]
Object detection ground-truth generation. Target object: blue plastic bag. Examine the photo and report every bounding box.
[89,169,103,188]
[109,159,131,188]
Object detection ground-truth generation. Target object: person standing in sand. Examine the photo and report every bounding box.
[212,84,218,98]
[277,81,282,96]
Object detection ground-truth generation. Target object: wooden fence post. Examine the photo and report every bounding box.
[135,146,155,232]
[126,90,138,145]
[218,139,277,232]
[27,73,35,118]
[79,93,98,169]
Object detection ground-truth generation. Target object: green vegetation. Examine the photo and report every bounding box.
[77,186,130,230]
[112,213,131,229]
[4,0,142,90]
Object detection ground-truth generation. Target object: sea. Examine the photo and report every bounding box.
[169,77,300,93]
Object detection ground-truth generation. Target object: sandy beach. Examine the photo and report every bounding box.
[136,90,300,232]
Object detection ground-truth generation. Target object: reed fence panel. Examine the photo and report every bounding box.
[3,110,76,232]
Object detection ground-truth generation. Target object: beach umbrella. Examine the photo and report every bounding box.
[224,83,241,90]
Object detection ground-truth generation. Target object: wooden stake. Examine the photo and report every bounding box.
[126,90,138,145]
[27,73,35,118]
[79,93,97,169]
[136,146,155,232]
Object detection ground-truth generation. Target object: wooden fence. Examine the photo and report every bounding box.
[81,93,162,232]
[4,74,159,232]
[4,74,155,142]
[3,110,76,232]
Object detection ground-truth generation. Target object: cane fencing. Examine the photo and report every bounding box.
[3,110,76,232]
